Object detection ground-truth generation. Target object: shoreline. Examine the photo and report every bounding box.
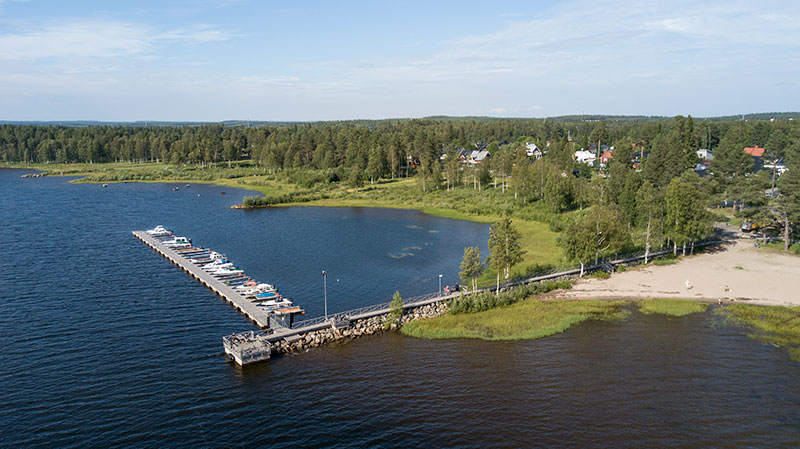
[549,238,800,308]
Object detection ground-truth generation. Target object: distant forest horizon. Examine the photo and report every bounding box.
[1,112,798,128]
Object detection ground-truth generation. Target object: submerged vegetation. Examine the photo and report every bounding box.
[721,304,800,362]
[401,298,629,341]
[638,299,709,316]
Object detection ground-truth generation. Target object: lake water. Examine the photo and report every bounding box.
[1,168,799,448]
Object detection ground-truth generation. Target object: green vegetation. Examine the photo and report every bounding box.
[721,304,800,362]
[638,299,709,316]
[447,280,573,315]
[588,271,611,280]
[459,247,483,292]
[401,298,629,341]
[558,205,628,276]
[757,241,800,256]
[487,217,525,293]
[652,256,680,266]
[384,291,404,329]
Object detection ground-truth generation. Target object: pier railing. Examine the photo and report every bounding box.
[290,291,441,330]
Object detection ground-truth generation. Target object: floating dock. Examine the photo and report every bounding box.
[132,231,274,328]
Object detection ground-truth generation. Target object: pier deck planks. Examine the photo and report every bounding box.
[132,231,272,328]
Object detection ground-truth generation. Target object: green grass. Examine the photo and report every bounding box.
[757,241,800,256]
[652,256,680,266]
[637,299,709,316]
[401,299,629,341]
[734,265,744,270]
[720,304,800,362]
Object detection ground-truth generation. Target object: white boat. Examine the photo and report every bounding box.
[255,297,294,309]
[146,225,172,237]
[237,283,277,295]
[162,237,191,248]
[190,251,225,264]
[210,267,244,276]
[202,261,233,271]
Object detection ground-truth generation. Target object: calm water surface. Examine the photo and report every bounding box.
[1,168,799,448]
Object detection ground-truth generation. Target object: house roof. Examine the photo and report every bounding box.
[601,151,613,159]
[744,145,765,157]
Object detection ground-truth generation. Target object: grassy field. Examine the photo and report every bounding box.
[720,304,800,362]
[401,299,629,340]
[637,299,709,316]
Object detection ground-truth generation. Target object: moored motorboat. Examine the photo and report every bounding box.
[162,236,191,248]
[146,225,172,237]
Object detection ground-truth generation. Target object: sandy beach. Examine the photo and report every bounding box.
[555,239,800,307]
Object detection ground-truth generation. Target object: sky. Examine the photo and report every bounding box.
[0,0,798,121]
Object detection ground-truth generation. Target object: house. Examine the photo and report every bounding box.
[763,159,788,175]
[574,149,596,166]
[469,149,491,164]
[744,145,765,157]
[525,142,542,159]
[600,151,614,166]
[474,142,489,151]
[696,148,713,160]
[744,145,765,171]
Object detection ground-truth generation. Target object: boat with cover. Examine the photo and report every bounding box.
[255,297,294,309]
[238,283,278,295]
[162,237,191,248]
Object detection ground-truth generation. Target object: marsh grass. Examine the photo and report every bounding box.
[401,299,629,341]
[638,299,709,316]
[719,304,800,362]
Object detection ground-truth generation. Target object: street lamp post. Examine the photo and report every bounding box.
[322,270,328,320]
[438,274,443,296]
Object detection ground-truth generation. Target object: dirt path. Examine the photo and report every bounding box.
[555,239,800,307]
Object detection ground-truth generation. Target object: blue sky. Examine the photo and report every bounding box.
[0,0,798,121]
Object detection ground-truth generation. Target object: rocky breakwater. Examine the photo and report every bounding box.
[272,302,448,355]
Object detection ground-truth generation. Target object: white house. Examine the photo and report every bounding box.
[574,149,596,166]
[696,149,713,161]
[469,150,491,164]
[525,142,542,159]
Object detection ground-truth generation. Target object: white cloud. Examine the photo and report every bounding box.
[0,20,231,61]
[0,21,151,60]
[490,107,506,113]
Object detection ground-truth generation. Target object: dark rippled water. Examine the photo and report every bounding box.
[1,168,799,448]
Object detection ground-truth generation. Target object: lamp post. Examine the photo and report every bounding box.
[322,270,328,320]
[438,274,443,296]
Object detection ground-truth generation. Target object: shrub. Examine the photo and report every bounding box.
[384,291,404,328]
[447,280,572,315]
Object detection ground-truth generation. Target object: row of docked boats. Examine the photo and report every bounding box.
[146,225,304,323]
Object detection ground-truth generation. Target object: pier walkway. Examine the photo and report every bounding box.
[134,227,723,365]
[132,231,273,328]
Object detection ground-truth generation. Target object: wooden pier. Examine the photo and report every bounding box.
[132,231,273,328]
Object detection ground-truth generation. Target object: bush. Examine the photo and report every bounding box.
[447,280,572,315]
[384,291,404,328]
[588,271,611,279]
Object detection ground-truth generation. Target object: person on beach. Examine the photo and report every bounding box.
[685,278,692,290]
